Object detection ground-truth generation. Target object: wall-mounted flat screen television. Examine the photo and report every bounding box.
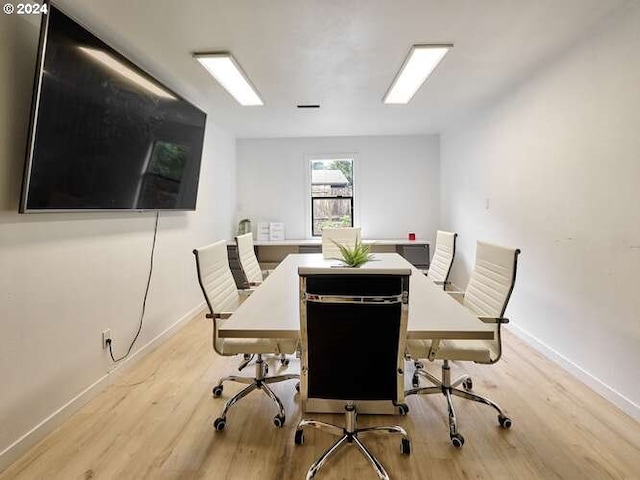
[20,4,207,212]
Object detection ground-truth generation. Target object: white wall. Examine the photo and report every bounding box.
[237,135,440,241]
[0,14,236,467]
[440,3,640,419]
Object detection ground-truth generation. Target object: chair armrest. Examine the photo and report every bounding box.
[427,338,441,361]
[478,316,509,324]
[433,280,451,290]
[447,291,465,304]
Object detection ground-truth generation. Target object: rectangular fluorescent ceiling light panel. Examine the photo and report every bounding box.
[383,44,452,104]
[194,53,263,106]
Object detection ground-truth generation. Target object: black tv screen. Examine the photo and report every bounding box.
[20,4,207,212]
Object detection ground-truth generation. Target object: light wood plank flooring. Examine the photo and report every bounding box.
[2,312,639,479]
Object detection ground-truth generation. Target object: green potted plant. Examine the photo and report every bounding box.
[332,239,374,267]
[237,218,252,235]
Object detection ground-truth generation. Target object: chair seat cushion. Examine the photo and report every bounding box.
[219,337,298,356]
[407,338,493,364]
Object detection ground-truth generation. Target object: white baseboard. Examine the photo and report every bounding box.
[0,303,204,473]
[508,322,640,422]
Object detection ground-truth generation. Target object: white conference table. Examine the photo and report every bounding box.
[219,253,493,342]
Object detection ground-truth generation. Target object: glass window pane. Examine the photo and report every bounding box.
[311,159,353,197]
[312,198,353,236]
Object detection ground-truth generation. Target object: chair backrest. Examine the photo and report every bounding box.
[298,268,410,411]
[193,240,241,355]
[427,230,457,283]
[464,241,521,318]
[235,233,263,286]
[321,227,362,259]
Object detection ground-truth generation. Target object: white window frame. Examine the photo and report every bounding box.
[304,153,359,239]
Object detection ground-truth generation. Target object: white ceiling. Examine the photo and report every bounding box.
[56,0,628,138]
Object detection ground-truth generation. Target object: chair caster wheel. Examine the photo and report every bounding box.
[451,433,465,448]
[397,403,409,415]
[212,385,223,397]
[294,429,304,445]
[462,378,473,391]
[498,415,512,429]
[411,374,419,388]
[401,438,411,455]
[273,414,285,428]
[213,417,226,431]
[295,382,300,392]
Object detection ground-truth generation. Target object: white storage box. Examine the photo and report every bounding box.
[269,222,285,241]
[257,222,271,241]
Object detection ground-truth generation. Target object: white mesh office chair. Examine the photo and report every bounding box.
[321,227,361,259]
[426,230,457,288]
[235,232,265,286]
[193,240,299,431]
[406,241,521,448]
[295,269,411,480]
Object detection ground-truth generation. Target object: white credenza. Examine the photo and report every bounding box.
[227,239,430,288]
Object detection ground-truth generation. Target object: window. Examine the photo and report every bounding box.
[136,141,189,208]
[310,158,354,236]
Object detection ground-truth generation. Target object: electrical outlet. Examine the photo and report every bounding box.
[102,329,111,349]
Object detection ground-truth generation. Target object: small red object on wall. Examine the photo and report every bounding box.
[408,233,416,241]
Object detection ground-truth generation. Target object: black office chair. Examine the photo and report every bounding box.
[295,268,412,480]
